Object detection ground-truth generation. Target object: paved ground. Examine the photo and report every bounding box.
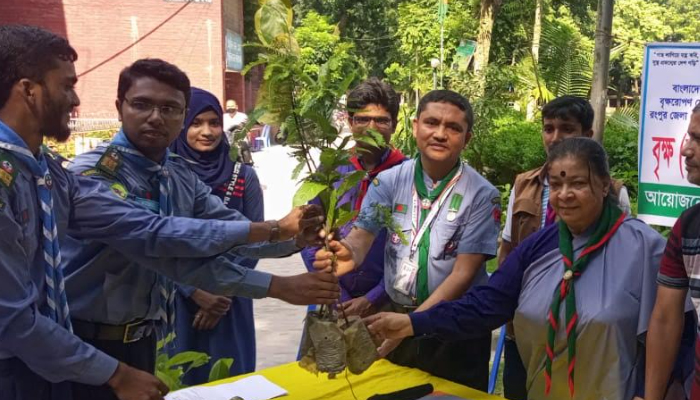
[250,145,313,369]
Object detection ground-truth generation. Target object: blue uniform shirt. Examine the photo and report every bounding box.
[0,121,274,386]
[355,158,500,306]
[64,139,297,325]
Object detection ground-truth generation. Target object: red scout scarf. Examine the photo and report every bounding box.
[545,199,625,397]
[349,148,405,211]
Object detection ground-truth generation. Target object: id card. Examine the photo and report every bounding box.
[393,257,418,296]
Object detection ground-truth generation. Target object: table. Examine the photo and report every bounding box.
[208,359,503,400]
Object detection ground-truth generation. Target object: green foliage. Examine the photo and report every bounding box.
[464,109,546,186]
[390,104,418,157]
[155,335,235,391]
[604,116,639,207]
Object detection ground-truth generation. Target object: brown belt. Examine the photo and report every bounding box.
[72,319,156,344]
[389,301,418,314]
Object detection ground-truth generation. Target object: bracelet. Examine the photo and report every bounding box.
[266,220,281,243]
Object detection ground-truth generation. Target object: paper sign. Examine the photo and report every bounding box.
[165,375,287,400]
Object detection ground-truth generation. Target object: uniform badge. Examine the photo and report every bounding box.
[491,196,501,204]
[372,177,380,187]
[492,206,502,225]
[97,147,122,177]
[80,168,100,177]
[446,193,463,222]
[420,198,432,209]
[444,240,457,254]
[110,182,128,199]
[390,232,401,244]
[0,152,17,189]
[44,173,53,189]
[394,203,407,214]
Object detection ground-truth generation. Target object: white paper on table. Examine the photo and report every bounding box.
[165,375,287,400]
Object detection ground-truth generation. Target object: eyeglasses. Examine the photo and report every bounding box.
[352,115,392,129]
[124,98,185,119]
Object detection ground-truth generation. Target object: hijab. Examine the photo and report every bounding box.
[169,87,235,189]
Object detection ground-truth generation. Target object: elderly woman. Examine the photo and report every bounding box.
[169,88,263,384]
[323,138,692,399]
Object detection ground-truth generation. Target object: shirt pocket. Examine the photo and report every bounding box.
[434,220,463,260]
[512,197,541,241]
[385,212,411,261]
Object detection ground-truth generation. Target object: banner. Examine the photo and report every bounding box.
[638,43,700,226]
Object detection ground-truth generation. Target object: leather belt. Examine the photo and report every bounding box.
[72,319,156,344]
[389,301,418,314]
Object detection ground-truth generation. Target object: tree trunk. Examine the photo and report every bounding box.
[526,0,543,121]
[590,0,614,142]
[473,0,501,97]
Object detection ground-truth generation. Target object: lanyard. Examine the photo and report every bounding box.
[409,168,462,257]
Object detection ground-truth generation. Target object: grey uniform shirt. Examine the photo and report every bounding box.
[355,158,500,305]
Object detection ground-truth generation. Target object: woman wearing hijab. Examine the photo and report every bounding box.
[169,88,262,384]
[324,138,695,400]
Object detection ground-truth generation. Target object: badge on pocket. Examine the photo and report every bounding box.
[393,257,418,296]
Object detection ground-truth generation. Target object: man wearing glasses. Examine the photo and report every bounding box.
[302,78,406,318]
[63,58,339,400]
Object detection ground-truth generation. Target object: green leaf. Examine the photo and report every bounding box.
[337,170,366,197]
[291,159,306,180]
[167,351,210,371]
[156,368,184,391]
[353,134,378,148]
[335,207,358,229]
[293,181,328,207]
[319,148,336,168]
[208,358,234,383]
[241,58,269,76]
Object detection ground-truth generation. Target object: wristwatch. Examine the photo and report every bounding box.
[267,220,281,243]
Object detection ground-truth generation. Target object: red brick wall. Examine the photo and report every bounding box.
[1,0,231,117]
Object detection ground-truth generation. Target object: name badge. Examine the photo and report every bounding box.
[393,257,419,296]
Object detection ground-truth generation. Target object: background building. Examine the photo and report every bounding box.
[1,0,262,118]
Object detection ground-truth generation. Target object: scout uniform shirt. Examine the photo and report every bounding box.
[355,158,500,306]
[0,121,256,386]
[63,136,298,326]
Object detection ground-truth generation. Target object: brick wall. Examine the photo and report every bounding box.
[1,0,231,117]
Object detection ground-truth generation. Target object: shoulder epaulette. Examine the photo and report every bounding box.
[0,149,18,189]
[95,145,123,178]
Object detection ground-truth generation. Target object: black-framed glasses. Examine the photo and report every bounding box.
[352,115,392,129]
[124,97,185,119]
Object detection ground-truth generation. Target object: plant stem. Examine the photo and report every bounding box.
[289,82,317,173]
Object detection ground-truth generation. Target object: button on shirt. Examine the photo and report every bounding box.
[64,142,298,325]
[355,158,500,306]
[0,122,271,386]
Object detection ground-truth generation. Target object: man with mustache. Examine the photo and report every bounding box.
[313,90,500,389]
[646,104,700,400]
[63,58,340,400]
[0,26,336,400]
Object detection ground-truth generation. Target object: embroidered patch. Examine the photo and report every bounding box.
[492,206,502,225]
[0,152,17,189]
[80,168,101,177]
[372,177,380,187]
[390,232,401,244]
[444,240,457,254]
[110,182,128,199]
[393,203,407,214]
[44,173,53,190]
[491,196,501,205]
[97,147,122,177]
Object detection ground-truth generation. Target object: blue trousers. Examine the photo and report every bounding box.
[503,337,528,400]
[0,358,72,400]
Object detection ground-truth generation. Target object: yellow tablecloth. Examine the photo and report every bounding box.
[209,359,503,400]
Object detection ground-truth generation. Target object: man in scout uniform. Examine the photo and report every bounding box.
[62,58,340,400]
[314,90,500,389]
[0,26,337,400]
[497,96,632,400]
[301,77,406,318]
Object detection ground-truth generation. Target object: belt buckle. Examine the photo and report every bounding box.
[123,320,148,344]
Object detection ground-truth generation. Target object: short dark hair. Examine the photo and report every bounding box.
[346,77,400,125]
[0,25,78,109]
[546,137,618,201]
[542,96,594,132]
[117,58,191,106]
[416,90,474,132]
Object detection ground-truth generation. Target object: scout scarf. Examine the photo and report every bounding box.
[545,199,625,396]
[349,148,405,211]
[0,120,72,331]
[111,131,176,332]
[412,157,461,304]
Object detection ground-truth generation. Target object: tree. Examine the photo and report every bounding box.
[473,0,502,96]
[590,0,614,142]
